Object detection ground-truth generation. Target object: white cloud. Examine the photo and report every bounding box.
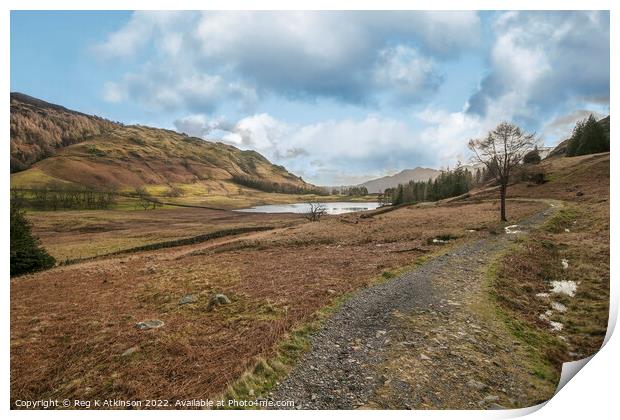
[373,46,443,103]
[94,11,608,184]
[467,11,609,122]
[102,81,126,103]
[176,112,476,185]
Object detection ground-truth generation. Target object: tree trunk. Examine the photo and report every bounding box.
[499,183,507,222]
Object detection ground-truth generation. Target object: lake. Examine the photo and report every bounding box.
[237,202,381,215]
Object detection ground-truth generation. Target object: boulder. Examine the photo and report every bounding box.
[178,294,198,305]
[207,293,231,311]
[135,320,164,330]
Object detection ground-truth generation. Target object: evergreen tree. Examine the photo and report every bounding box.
[386,166,473,205]
[567,115,609,156]
[10,203,55,277]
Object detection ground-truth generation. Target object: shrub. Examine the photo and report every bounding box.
[523,149,541,164]
[518,165,547,185]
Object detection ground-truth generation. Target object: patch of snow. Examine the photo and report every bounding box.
[540,313,565,332]
[561,259,569,270]
[504,225,523,234]
[467,229,476,233]
[550,280,577,297]
[536,292,550,298]
[545,310,553,317]
[551,301,567,312]
[549,321,564,331]
[433,238,448,244]
[564,228,570,233]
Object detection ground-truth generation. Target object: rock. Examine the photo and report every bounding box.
[135,320,164,330]
[420,353,431,361]
[484,395,500,402]
[121,346,140,356]
[178,294,198,305]
[375,330,387,338]
[467,379,488,391]
[576,191,584,197]
[207,293,231,311]
[327,289,336,295]
[146,265,157,274]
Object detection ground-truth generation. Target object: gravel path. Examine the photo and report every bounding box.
[270,203,557,409]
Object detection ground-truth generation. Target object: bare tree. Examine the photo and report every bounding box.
[304,201,327,222]
[468,122,536,221]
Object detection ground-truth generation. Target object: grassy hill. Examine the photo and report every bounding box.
[547,115,610,158]
[10,93,317,200]
[10,93,116,172]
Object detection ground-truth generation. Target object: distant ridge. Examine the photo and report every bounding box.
[358,167,442,193]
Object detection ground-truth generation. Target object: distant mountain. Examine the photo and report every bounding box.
[10,93,313,193]
[358,167,442,193]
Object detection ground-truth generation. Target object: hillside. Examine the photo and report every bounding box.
[10,93,314,195]
[358,167,442,193]
[10,93,117,172]
[547,115,610,158]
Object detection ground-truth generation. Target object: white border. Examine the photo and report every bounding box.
[3,1,617,419]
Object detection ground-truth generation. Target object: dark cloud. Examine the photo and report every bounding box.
[99,11,480,110]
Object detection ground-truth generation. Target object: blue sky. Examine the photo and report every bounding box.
[11,11,610,185]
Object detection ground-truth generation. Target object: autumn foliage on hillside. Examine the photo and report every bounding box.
[10,93,116,172]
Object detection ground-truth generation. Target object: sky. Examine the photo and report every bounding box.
[11,11,610,185]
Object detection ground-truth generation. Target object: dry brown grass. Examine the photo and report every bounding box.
[27,207,303,261]
[472,152,610,203]
[11,199,545,406]
[491,155,609,388]
[11,154,609,407]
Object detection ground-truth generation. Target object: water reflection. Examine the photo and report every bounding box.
[236,202,381,215]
